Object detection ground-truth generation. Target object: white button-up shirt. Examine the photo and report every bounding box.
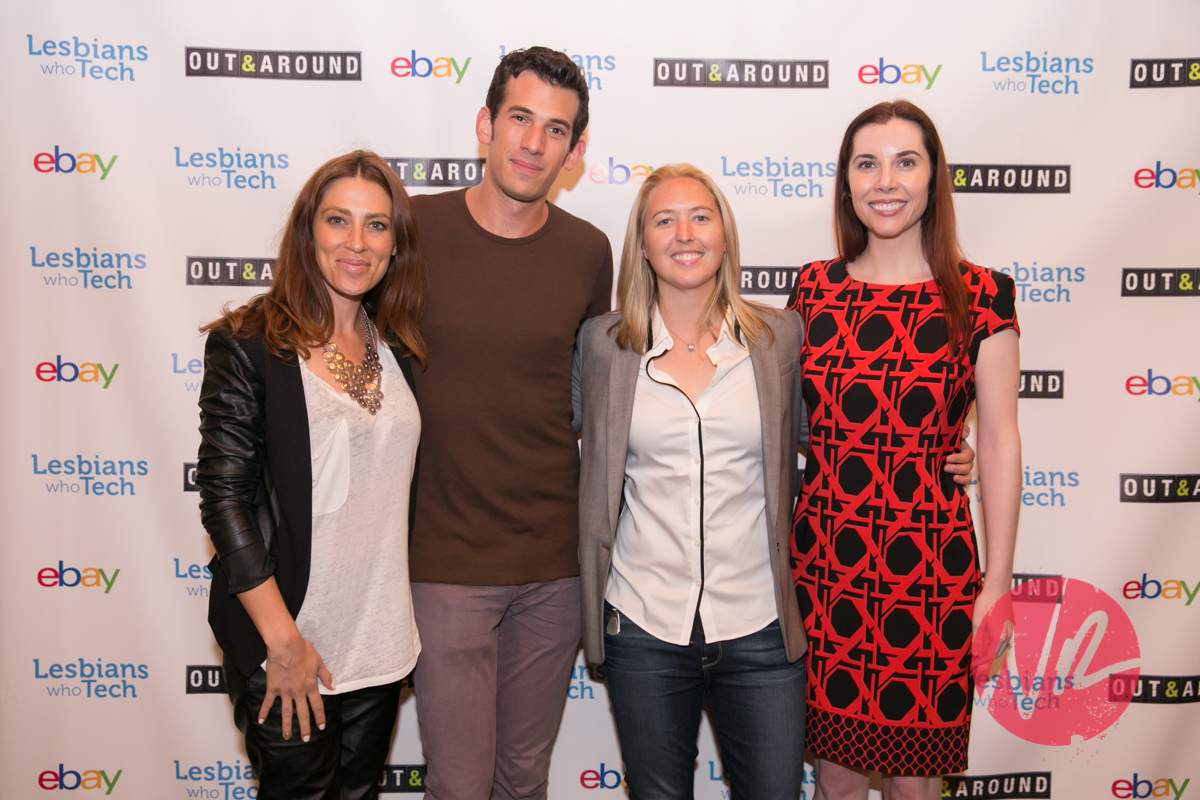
[605,309,777,645]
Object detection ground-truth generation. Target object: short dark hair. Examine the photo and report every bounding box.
[485,46,589,149]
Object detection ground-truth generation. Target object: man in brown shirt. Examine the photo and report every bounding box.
[407,48,612,800]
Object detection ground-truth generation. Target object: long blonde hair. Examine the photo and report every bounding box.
[612,164,775,353]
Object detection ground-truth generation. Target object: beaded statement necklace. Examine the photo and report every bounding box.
[322,307,383,414]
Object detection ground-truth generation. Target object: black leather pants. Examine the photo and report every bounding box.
[233,667,402,800]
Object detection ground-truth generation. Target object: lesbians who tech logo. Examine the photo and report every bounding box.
[1129,58,1200,87]
[950,164,1069,193]
[32,454,147,497]
[186,48,359,80]
[33,657,148,698]
[653,58,827,88]
[31,246,144,291]
[27,34,147,83]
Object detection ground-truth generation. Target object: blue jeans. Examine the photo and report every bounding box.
[603,604,806,800]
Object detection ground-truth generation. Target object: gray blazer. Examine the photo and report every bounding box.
[572,308,807,665]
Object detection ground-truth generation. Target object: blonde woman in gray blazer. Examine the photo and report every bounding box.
[572,164,808,799]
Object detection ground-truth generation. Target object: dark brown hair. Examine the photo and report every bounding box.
[202,150,427,367]
[485,46,589,149]
[835,101,970,357]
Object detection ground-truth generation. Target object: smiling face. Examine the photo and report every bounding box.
[847,117,932,243]
[477,71,586,204]
[641,177,727,297]
[312,176,395,304]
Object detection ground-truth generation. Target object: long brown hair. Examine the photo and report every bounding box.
[202,150,427,366]
[613,164,775,354]
[834,101,970,357]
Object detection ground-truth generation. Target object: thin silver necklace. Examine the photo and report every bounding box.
[662,319,713,352]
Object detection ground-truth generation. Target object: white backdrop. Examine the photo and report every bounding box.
[2,1,1199,798]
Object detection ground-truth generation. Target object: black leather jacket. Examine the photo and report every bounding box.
[196,328,415,684]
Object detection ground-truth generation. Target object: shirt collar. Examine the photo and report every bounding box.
[646,306,748,366]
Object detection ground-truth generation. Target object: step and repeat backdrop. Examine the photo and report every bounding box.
[2,1,1198,798]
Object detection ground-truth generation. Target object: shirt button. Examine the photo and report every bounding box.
[695,580,702,586]
[694,540,701,547]
[694,457,701,464]
[693,498,700,505]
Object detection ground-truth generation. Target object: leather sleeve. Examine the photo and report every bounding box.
[197,330,276,595]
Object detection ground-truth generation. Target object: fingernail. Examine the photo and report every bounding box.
[302,735,310,742]
[318,723,326,730]
[258,719,265,725]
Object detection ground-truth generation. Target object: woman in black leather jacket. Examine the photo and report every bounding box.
[197,150,426,800]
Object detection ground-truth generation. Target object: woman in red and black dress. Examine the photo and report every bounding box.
[788,102,1021,800]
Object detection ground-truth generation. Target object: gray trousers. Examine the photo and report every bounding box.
[411,577,582,800]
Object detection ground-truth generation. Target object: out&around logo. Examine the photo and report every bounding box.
[501,45,617,91]
[187,257,274,287]
[1119,474,1200,503]
[996,261,1086,304]
[175,758,258,798]
[1121,574,1198,605]
[390,50,470,84]
[33,454,148,497]
[34,657,149,698]
[740,266,798,296]
[380,765,427,793]
[981,50,1093,95]
[1110,773,1191,799]
[857,57,942,90]
[185,665,226,694]
[653,57,827,88]
[1018,371,1063,398]
[27,33,147,82]
[33,147,117,180]
[1121,268,1198,297]
[35,356,118,388]
[719,155,835,199]
[1130,58,1200,88]
[183,462,200,491]
[385,157,484,188]
[943,772,1051,799]
[175,557,212,598]
[1134,161,1199,193]
[1110,673,1200,704]
[1125,369,1199,400]
[950,164,1069,193]
[38,764,122,794]
[37,561,119,593]
[186,48,360,80]
[175,147,288,190]
[32,246,144,291]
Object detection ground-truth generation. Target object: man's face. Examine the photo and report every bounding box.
[476,71,586,204]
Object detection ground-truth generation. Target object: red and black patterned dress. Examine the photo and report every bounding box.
[787,258,1017,776]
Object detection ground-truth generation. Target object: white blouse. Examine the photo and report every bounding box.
[605,309,777,646]
[292,345,421,694]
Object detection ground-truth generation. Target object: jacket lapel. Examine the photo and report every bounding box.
[751,343,782,541]
[606,345,641,534]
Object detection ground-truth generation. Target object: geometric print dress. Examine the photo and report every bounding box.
[786,258,1018,775]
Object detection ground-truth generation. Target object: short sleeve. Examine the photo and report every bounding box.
[966,267,1019,364]
[984,271,1019,338]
